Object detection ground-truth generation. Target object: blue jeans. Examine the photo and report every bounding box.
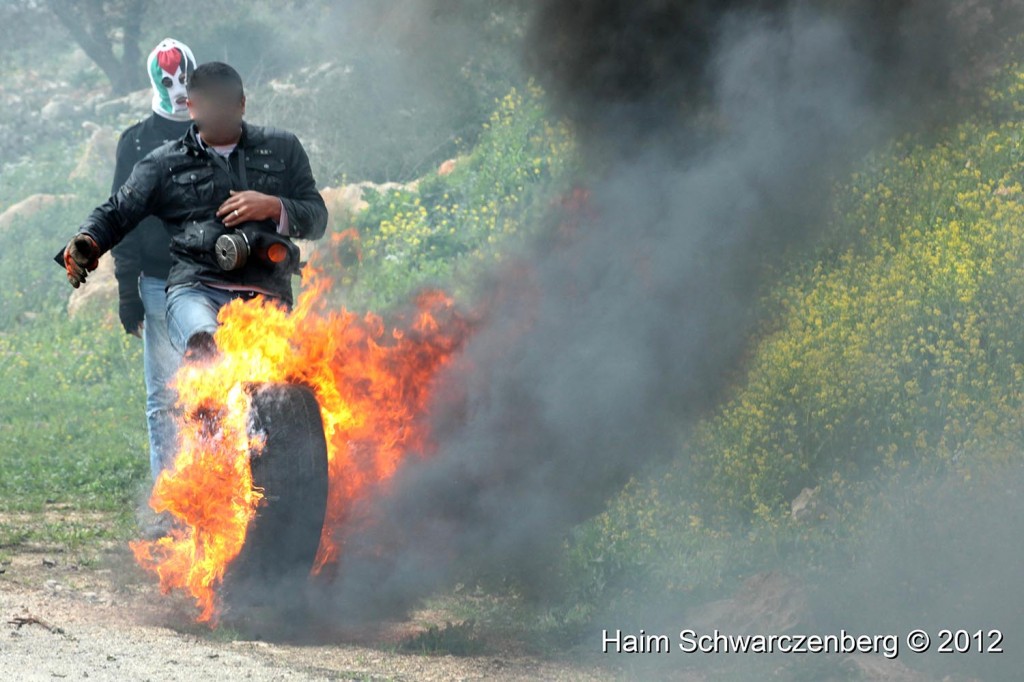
[139,276,183,481]
[165,282,288,354]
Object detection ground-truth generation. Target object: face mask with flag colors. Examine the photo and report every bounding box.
[148,38,197,121]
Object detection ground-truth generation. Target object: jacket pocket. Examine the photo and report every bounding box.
[170,219,229,268]
[245,155,286,194]
[171,165,217,204]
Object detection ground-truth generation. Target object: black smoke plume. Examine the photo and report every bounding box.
[310,0,1024,625]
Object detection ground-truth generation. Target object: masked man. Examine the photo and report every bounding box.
[110,39,196,491]
[60,60,327,386]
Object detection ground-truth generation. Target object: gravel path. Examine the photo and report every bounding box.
[0,546,616,681]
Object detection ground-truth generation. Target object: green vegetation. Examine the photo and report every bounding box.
[0,84,571,556]
[0,314,147,512]
[396,619,483,656]
[0,137,149,527]
[549,63,1024,632]
[4,14,1024,673]
[343,84,574,310]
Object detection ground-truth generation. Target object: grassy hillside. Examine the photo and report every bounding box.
[5,39,1024,677]
[551,64,1024,642]
[0,84,572,552]
[0,147,148,552]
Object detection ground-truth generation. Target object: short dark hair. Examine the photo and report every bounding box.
[187,61,244,100]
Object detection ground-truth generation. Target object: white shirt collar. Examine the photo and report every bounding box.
[196,130,239,157]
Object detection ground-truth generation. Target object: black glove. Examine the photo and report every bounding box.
[63,234,100,288]
[119,296,145,336]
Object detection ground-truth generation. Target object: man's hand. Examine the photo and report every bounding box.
[63,234,100,288]
[217,190,282,228]
[118,295,145,337]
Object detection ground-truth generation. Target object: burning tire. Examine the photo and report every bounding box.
[221,382,329,617]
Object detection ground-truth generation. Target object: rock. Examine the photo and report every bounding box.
[83,91,108,111]
[791,485,837,524]
[67,255,118,319]
[297,61,337,80]
[309,182,415,267]
[437,157,462,176]
[791,486,819,521]
[68,123,118,185]
[319,180,416,229]
[41,98,75,122]
[267,80,301,95]
[93,89,149,119]
[94,98,129,118]
[319,184,373,226]
[0,193,76,232]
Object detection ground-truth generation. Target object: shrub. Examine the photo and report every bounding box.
[342,83,574,310]
[557,61,1024,621]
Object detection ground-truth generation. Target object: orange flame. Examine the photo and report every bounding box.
[130,262,471,624]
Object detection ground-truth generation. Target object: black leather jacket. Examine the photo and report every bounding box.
[76,121,328,305]
[109,113,191,332]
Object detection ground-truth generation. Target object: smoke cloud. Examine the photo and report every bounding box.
[307,0,1024,637]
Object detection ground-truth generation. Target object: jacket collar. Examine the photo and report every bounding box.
[183,120,263,155]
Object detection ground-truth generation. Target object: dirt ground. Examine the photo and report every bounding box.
[1,515,947,682]
[0,540,621,682]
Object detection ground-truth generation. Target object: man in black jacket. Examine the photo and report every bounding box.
[62,61,328,367]
[111,38,196,486]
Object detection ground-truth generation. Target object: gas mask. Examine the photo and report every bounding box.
[172,220,301,277]
[214,223,301,274]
